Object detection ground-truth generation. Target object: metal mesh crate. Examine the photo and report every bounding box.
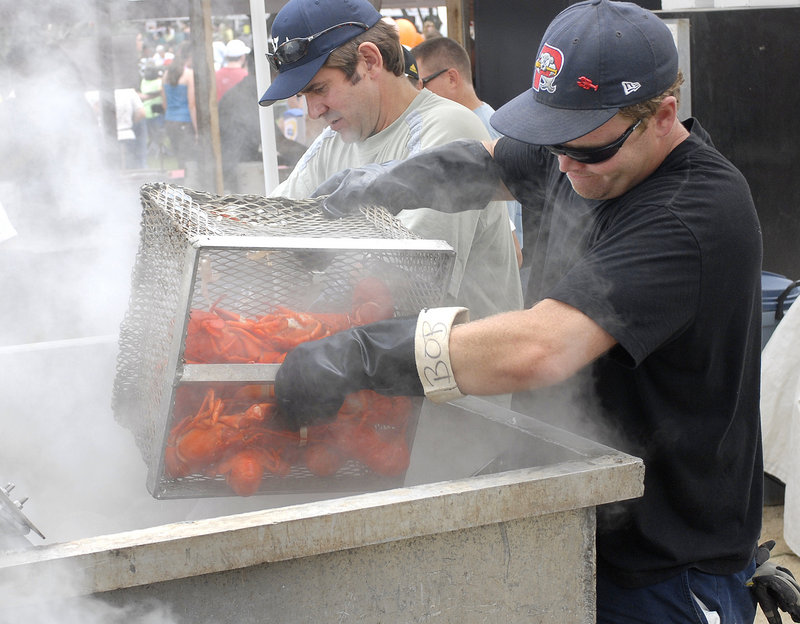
[112,183,454,499]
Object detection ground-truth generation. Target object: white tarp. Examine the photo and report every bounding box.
[0,200,17,243]
[761,297,800,555]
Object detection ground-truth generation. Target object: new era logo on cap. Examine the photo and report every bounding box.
[622,81,641,95]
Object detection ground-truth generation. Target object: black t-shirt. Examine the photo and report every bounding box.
[494,119,763,587]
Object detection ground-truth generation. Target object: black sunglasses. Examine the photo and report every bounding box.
[267,21,369,71]
[544,119,642,164]
[421,68,449,87]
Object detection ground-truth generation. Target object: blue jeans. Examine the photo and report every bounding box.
[597,561,757,623]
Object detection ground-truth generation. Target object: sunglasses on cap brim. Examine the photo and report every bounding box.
[266,21,369,71]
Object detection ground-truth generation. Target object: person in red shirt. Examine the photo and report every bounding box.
[215,39,250,101]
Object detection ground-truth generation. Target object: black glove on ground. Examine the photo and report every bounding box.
[274,316,423,429]
[748,540,800,624]
[312,139,503,218]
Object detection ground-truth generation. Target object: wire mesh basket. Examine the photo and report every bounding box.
[112,183,455,499]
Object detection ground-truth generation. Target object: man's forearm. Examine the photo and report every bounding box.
[449,300,617,396]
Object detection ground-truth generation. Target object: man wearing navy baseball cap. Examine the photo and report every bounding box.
[259,0,382,105]
[260,0,524,325]
[272,0,780,621]
[260,0,420,105]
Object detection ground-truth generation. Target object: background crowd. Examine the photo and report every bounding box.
[113,10,443,182]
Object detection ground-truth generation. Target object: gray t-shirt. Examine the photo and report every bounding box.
[271,89,523,320]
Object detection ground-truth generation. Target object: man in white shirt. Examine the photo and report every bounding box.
[259,0,522,321]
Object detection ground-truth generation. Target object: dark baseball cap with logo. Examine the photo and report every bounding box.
[491,0,679,145]
[259,0,382,106]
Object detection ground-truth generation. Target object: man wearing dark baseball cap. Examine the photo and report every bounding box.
[489,0,679,146]
[259,0,524,324]
[259,0,420,104]
[259,0,382,105]
[272,0,773,621]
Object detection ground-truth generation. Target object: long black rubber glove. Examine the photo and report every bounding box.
[748,540,800,624]
[274,316,423,429]
[312,139,503,218]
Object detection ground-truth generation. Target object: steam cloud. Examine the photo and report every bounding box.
[0,2,302,547]
[0,3,291,618]
[0,562,182,624]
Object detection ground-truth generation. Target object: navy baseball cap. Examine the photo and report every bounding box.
[259,0,382,106]
[491,0,679,145]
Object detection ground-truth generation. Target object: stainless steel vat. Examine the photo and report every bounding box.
[1,397,644,623]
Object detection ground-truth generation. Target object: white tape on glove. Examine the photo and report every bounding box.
[414,307,470,403]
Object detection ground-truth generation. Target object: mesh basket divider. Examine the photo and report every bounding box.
[148,244,205,495]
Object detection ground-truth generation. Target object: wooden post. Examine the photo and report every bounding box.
[95,0,118,165]
[446,0,467,47]
[189,0,224,193]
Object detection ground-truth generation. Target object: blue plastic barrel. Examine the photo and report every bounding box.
[761,271,800,349]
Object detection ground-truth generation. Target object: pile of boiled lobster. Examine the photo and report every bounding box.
[167,276,414,496]
[165,386,414,496]
[183,276,395,364]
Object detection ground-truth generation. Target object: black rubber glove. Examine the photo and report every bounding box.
[274,316,423,429]
[312,139,503,218]
[748,540,800,624]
